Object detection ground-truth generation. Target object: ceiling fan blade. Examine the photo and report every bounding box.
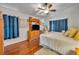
[38,8,45,10]
[42,3,48,7]
[38,10,44,14]
[50,9,56,12]
[44,3,48,5]
[48,4,52,9]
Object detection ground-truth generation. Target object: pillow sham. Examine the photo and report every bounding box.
[74,31,79,41]
[68,28,78,38]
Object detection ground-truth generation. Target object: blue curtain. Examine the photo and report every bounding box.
[9,16,13,39]
[3,15,9,40]
[60,19,68,32]
[13,16,19,38]
[49,18,68,32]
[17,17,19,37]
[3,15,19,40]
[50,20,60,32]
[49,21,53,31]
[52,20,58,32]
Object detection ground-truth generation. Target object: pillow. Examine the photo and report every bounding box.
[74,31,79,41]
[68,28,78,38]
[64,31,69,36]
[75,48,79,55]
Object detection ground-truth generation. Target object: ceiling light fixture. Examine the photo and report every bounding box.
[44,10,49,13]
[37,3,56,15]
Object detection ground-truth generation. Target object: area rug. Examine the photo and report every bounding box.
[34,48,59,55]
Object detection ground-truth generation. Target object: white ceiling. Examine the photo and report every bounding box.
[0,3,79,19]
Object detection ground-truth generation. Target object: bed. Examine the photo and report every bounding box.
[40,32,79,55]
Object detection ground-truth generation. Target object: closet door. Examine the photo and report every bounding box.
[3,15,9,39]
[9,16,13,39]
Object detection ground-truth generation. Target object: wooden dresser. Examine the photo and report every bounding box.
[28,17,40,54]
[28,30,40,54]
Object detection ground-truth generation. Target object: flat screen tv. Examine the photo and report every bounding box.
[32,24,40,30]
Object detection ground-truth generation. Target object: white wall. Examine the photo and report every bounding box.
[50,4,79,29]
[1,4,79,30]
[0,5,29,19]
[0,5,29,29]
[0,5,29,46]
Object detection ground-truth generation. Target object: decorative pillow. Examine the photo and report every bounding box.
[74,31,79,41]
[68,28,78,38]
[64,31,69,36]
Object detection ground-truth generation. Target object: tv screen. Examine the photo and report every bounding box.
[32,25,40,30]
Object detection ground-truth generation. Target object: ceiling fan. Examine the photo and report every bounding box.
[37,3,56,15]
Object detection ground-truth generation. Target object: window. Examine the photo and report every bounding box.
[49,18,68,32]
[3,15,19,40]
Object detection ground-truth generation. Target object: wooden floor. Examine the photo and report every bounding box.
[4,40,41,55]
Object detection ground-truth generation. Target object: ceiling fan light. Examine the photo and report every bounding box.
[44,10,49,13]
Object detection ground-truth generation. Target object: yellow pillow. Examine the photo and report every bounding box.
[68,28,78,38]
[74,31,79,41]
[64,31,69,36]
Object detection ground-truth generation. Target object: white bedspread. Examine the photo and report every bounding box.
[40,32,79,54]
